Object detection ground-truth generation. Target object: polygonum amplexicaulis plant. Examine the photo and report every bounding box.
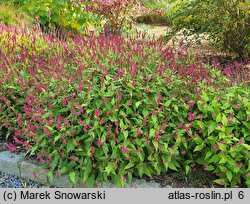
[0,23,249,187]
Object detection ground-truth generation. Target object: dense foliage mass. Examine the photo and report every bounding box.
[0,23,249,187]
[87,0,136,34]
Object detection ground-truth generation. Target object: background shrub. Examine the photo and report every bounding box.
[167,0,250,59]
[87,0,136,34]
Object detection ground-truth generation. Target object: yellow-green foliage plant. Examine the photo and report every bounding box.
[0,3,32,27]
[19,0,101,34]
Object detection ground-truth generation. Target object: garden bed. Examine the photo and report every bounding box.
[1,22,249,188]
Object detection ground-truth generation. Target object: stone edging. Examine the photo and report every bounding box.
[0,151,171,188]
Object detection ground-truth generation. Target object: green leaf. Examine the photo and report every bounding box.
[173,105,179,113]
[169,162,178,171]
[111,97,115,105]
[59,167,67,174]
[243,144,250,150]
[83,164,92,182]
[20,69,29,81]
[152,116,158,128]
[135,101,142,108]
[54,135,62,143]
[149,129,155,139]
[58,108,70,113]
[201,90,209,102]
[197,121,205,129]
[208,154,220,163]
[219,155,227,164]
[143,166,152,177]
[214,178,225,185]
[45,125,54,132]
[123,130,128,140]
[185,165,191,174]
[113,175,122,187]
[243,122,250,130]
[104,164,113,175]
[221,114,227,126]
[47,171,53,183]
[119,120,124,129]
[218,143,227,151]
[124,162,135,170]
[208,121,217,135]
[205,151,212,160]
[164,100,171,108]
[216,113,222,122]
[69,172,77,185]
[127,172,133,183]
[194,144,204,152]
[67,142,75,153]
[85,173,95,187]
[138,165,144,177]
[227,158,235,166]
[219,132,225,139]
[29,145,38,156]
[226,171,232,182]
[152,140,159,149]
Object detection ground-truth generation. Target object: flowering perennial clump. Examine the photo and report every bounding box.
[0,23,249,187]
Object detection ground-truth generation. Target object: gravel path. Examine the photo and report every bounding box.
[0,172,46,188]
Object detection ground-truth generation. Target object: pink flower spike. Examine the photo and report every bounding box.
[199,128,204,134]
[121,146,129,153]
[214,144,219,151]
[97,138,104,147]
[99,118,104,125]
[153,110,158,115]
[115,128,119,134]
[126,156,130,160]
[187,101,195,108]
[157,92,163,103]
[204,165,209,171]
[39,157,45,163]
[91,147,95,154]
[188,112,196,121]
[7,143,17,151]
[116,92,122,101]
[181,150,186,155]
[178,122,184,128]
[132,80,136,87]
[199,115,203,121]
